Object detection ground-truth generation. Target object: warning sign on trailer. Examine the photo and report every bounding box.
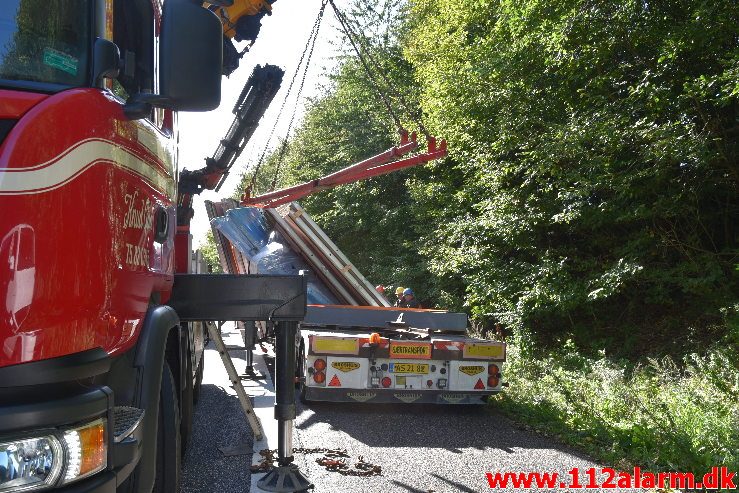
[459,365,484,376]
[389,342,431,359]
[328,374,342,387]
[332,361,360,372]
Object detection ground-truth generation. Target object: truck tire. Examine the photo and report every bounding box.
[152,362,181,493]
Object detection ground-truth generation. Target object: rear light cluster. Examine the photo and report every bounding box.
[311,358,327,384]
[487,364,501,387]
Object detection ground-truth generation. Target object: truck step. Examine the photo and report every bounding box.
[113,406,145,443]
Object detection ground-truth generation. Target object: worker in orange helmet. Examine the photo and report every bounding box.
[394,286,405,307]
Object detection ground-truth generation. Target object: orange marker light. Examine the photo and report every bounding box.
[63,419,107,483]
[78,422,106,477]
[313,358,327,371]
[369,332,381,345]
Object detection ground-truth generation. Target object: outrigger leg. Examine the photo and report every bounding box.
[258,321,313,492]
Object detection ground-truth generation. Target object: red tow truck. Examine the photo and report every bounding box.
[0,1,262,492]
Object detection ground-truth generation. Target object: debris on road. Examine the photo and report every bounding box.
[251,447,382,477]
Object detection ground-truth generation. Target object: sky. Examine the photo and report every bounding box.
[179,0,348,247]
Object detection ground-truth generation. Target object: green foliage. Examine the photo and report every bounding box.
[236,4,450,306]
[240,0,739,346]
[497,326,739,480]
[405,0,739,346]
[232,0,739,476]
[200,230,223,273]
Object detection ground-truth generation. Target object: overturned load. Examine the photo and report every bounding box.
[206,199,391,307]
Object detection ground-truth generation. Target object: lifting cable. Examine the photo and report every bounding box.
[269,0,327,191]
[326,0,404,133]
[242,0,448,208]
[246,0,328,196]
[327,0,430,140]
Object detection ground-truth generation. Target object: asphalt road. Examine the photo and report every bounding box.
[291,402,611,492]
[182,326,622,493]
[181,327,255,493]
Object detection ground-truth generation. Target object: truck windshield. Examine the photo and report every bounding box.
[0,0,91,88]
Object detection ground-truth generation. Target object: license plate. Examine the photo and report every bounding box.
[390,363,429,374]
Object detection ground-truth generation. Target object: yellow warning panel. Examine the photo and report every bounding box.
[312,337,359,355]
[463,343,505,360]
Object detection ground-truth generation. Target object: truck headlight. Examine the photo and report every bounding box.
[0,418,107,492]
[0,436,63,492]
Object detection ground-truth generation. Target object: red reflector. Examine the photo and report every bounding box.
[328,374,341,387]
[314,359,327,371]
[488,364,499,375]
[426,380,433,387]
[474,378,485,390]
[487,376,500,387]
[381,377,391,388]
[313,371,325,384]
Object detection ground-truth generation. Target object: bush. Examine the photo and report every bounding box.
[496,322,739,479]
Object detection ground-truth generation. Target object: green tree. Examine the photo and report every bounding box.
[406,0,739,350]
[200,230,224,273]
[237,6,453,306]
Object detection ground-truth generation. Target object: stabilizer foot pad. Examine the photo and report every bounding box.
[257,464,313,492]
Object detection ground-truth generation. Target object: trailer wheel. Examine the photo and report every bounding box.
[180,352,194,455]
[297,342,309,405]
[193,355,204,405]
[152,362,181,493]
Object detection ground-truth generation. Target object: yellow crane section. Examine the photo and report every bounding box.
[208,0,273,39]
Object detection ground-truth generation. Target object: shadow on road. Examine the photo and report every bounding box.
[182,383,254,493]
[296,396,590,460]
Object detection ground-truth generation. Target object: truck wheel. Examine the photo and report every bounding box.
[180,354,194,455]
[152,362,181,493]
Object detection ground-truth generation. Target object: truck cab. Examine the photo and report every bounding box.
[0,1,222,491]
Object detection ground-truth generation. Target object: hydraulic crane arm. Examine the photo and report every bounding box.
[177,64,284,226]
[241,133,448,209]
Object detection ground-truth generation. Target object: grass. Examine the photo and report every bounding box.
[492,324,739,490]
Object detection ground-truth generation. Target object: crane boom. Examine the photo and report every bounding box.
[177,64,284,226]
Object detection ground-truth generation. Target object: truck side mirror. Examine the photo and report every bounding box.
[92,38,120,84]
[159,0,223,111]
[125,0,222,117]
